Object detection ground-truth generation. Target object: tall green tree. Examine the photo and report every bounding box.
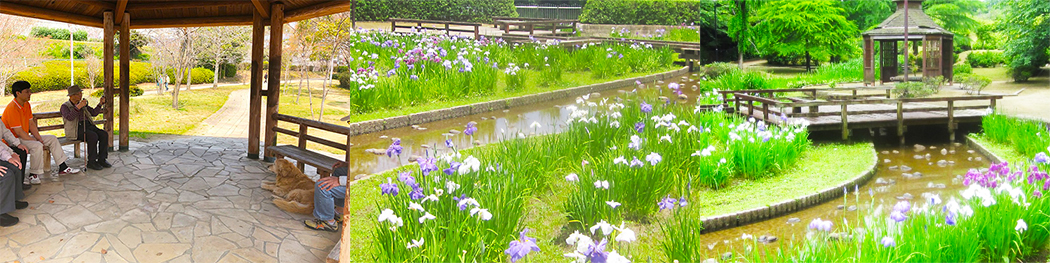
[839,0,894,31]
[923,0,982,49]
[996,0,1049,82]
[751,0,859,71]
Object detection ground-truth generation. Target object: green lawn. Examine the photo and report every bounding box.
[341,141,876,262]
[968,134,1028,164]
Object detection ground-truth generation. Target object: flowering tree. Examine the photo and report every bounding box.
[0,15,47,97]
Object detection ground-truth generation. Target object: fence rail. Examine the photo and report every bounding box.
[515,5,582,20]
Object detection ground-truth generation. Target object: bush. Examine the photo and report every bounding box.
[165,68,216,85]
[968,51,1005,68]
[953,63,973,75]
[222,63,238,78]
[13,60,155,92]
[696,62,736,80]
[580,0,713,25]
[956,73,992,95]
[710,70,773,91]
[90,85,143,97]
[892,76,942,98]
[30,27,88,41]
[354,0,516,23]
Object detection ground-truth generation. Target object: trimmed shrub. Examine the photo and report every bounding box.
[968,51,1004,68]
[165,68,216,85]
[12,60,155,92]
[893,76,941,98]
[953,63,973,75]
[354,0,516,23]
[90,85,143,97]
[956,73,992,95]
[580,0,713,25]
[696,62,736,80]
[30,27,88,41]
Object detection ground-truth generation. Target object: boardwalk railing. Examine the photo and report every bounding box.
[492,17,577,36]
[268,113,352,176]
[389,18,482,39]
[515,5,583,20]
[721,88,1002,142]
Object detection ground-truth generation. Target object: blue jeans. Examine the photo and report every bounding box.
[313,182,347,221]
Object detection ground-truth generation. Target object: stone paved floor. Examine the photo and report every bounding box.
[0,136,340,263]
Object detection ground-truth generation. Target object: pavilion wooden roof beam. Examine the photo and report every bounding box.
[115,0,128,22]
[1,1,103,28]
[251,0,270,17]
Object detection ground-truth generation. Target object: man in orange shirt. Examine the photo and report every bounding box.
[2,81,80,183]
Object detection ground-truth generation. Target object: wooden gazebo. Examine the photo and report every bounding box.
[0,0,350,158]
[862,0,953,85]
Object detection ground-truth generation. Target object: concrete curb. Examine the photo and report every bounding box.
[699,146,880,233]
[345,67,689,136]
[965,135,1006,164]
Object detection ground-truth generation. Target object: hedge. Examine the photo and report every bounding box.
[90,85,143,97]
[968,51,1004,68]
[31,27,88,41]
[354,0,516,23]
[580,0,713,25]
[11,60,214,92]
[165,68,216,85]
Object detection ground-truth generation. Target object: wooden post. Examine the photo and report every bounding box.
[263,2,284,162]
[947,100,955,141]
[103,12,115,151]
[248,9,266,159]
[444,23,450,35]
[990,98,997,112]
[297,124,307,171]
[118,13,130,152]
[897,101,905,145]
[345,133,353,164]
[886,89,892,98]
[762,103,769,121]
[473,25,479,39]
[390,20,395,33]
[748,100,754,116]
[841,103,849,141]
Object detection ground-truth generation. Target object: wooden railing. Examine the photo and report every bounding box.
[721,88,1001,141]
[33,111,107,133]
[390,18,482,39]
[492,17,577,36]
[271,113,352,172]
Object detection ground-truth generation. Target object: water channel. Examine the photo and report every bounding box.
[329,72,994,257]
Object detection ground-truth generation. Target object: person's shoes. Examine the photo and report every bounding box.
[15,201,27,210]
[27,174,41,185]
[304,219,339,232]
[0,214,18,227]
[59,167,81,175]
[22,183,31,191]
[86,162,104,171]
[98,160,112,168]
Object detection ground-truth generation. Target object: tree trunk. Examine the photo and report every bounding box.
[173,67,183,109]
[805,50,812,72]
[185,66,192,91]
[319,59,334,122]
[213,55,221,88]
[297,62,304,104]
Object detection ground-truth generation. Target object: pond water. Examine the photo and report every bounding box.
[695,139,991,257]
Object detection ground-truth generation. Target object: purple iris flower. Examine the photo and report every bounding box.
[1035,152,1050,164]
[618,54,623,59]
[585,239,609,263]
[945,208,957,225]
[379,178,399,196]
[505,229,541,262]
[678,197,688,207]
[640,102,652,114]
[444,161,461,176]
[629,157,644,168]
[387,139,403,157]
[889,211,907,223]
[634,122,645,133]
[398,171,417,188]
[418,157,439,176]
[881,236,896,248]
[408,186,425,200]
[445,139,454,149]
[658,196,677,210]
[410,75,419,80]
[893,201,911,214]
[464,122,478,136]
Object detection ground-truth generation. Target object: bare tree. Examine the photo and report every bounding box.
[198,26,249,88]
[313,14,354,122]
[82,50,101,89]
[0,15,47,97]
[148,28,198,109]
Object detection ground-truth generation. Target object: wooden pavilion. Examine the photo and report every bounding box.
[0,0,351,159]
[862,0,953,85]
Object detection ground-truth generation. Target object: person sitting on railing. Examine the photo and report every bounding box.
[0,133,27,227]
[304,161,349,232]
[60,86,110,171]
[1,81,81,183]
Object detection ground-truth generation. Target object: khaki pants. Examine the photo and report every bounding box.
[22,135,67,175]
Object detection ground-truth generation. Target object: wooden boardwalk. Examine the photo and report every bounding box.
[722,88,1002,142]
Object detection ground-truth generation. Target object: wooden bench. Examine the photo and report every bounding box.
[266,114,353,177]
[33,111,106,172]
[389,18,482,39]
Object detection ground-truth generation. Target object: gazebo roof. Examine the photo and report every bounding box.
[0,0,351,29]
[862,0,952,37]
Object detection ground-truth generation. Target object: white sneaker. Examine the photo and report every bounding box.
[59,167,81,175]
[27,174,41,185]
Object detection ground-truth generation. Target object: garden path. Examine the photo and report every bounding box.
[0,136,339,262]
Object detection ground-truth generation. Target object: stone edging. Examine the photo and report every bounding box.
[345,67,690,136]
[699,146,879,233]
[965,135,1006,164]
